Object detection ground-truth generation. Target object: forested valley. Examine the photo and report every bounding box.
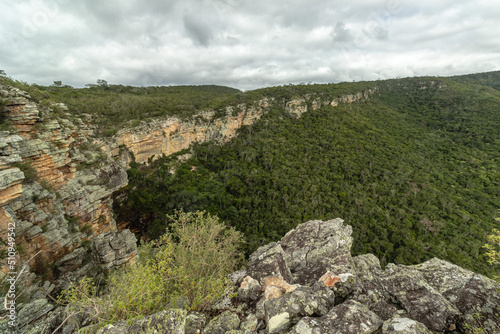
[111,72,500,278]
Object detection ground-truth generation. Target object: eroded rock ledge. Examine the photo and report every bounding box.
[18,219,500,334]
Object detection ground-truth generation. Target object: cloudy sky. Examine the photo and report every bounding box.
[1,0,499,91]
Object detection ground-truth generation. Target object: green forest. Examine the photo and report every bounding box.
[113,73,500,277]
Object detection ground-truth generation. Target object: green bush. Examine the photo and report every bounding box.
[58,211,244,327]
[12,161,38,183]
[155,210,244,311]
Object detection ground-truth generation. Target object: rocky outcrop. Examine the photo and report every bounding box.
[285,88,377,118]
[0,85,136,298]
[98,89,377,165]
[99,103,268,165]
[21,219,500,334]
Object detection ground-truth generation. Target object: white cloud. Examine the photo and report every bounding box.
[0,0,498,90]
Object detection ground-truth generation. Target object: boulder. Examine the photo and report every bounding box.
[246,243,293,283]
[202,310,240,334]
[264,284,335,333]
[287,300,382,334]
[185,312,207,334]
[351,254,397,320]
[382,317,433,333]
[280,219,354,284]
[381,263,460,332]
[237,276,261,302]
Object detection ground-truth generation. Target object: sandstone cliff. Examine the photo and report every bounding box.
[10,219,500,334]
[0,85,137,296]
[98,88,376,165]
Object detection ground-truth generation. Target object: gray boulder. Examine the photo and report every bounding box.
[412,258,500,333]
[185,312,207,334]
[287,300,382,334]
[280,219,354,284]
[381,263,460,332]
[382,317,433,333]
[246,243,293,284]
[264,284,335,333]
[351,254,397,320]
[202,311,240,334]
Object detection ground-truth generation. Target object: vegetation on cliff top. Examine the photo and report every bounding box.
[115,73,500,277]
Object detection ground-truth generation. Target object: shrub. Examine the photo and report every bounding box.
[59,210,244,327]
[12,161,38,183]
[155,210,244,311]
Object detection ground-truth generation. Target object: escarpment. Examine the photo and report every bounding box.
[0,85,137,298]
[14,219,500,333]
[98,88,377,165]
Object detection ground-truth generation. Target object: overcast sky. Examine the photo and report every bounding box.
[1,0,499,91]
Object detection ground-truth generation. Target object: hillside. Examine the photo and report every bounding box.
[115,74,500,277]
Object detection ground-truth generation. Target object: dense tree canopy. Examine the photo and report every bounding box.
[114,75,500,278]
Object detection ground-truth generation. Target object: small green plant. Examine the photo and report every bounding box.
[155,210,244,311]
[81,240,92,249]
[80,224,93,236]
[65,215,80,233]
[483,216,500,282]
[12,161,38,183]
[40,180,55,192]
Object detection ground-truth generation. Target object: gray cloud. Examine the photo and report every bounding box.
[183,14,213,46]
[0,0,498,90]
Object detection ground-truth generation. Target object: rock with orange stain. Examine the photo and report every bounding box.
[238,276,261,302]
[261,276,299,301]
[319,271,342,288]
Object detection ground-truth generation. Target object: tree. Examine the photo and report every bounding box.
[484,217,500,265]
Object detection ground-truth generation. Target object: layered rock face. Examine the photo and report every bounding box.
[98,89,375,165]
[98,102,269,165]
[0,86,137,293]
[21,219,500,334]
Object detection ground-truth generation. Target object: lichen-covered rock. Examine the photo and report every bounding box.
[264,284,335,333]
[280,218,354,284]
[239,314,259,332]
[17,299,55,331]
[185,312,207,334]
[237,276,261,302]
[381,263,460,332]
[95,309,187,334]
[202,311,240,334]
[351,254,397,320]
[246,242,293,283]
[92,229,137,270]
[455,274,500,333]
[382,317,433,333]
[287,300,382,334]
[411,258,500,333]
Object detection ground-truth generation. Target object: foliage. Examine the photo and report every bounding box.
[484,215,500,279]
[12,161,39,183]
[58,211,243,327]
[116,75,500,277]
[154,210,244,311]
